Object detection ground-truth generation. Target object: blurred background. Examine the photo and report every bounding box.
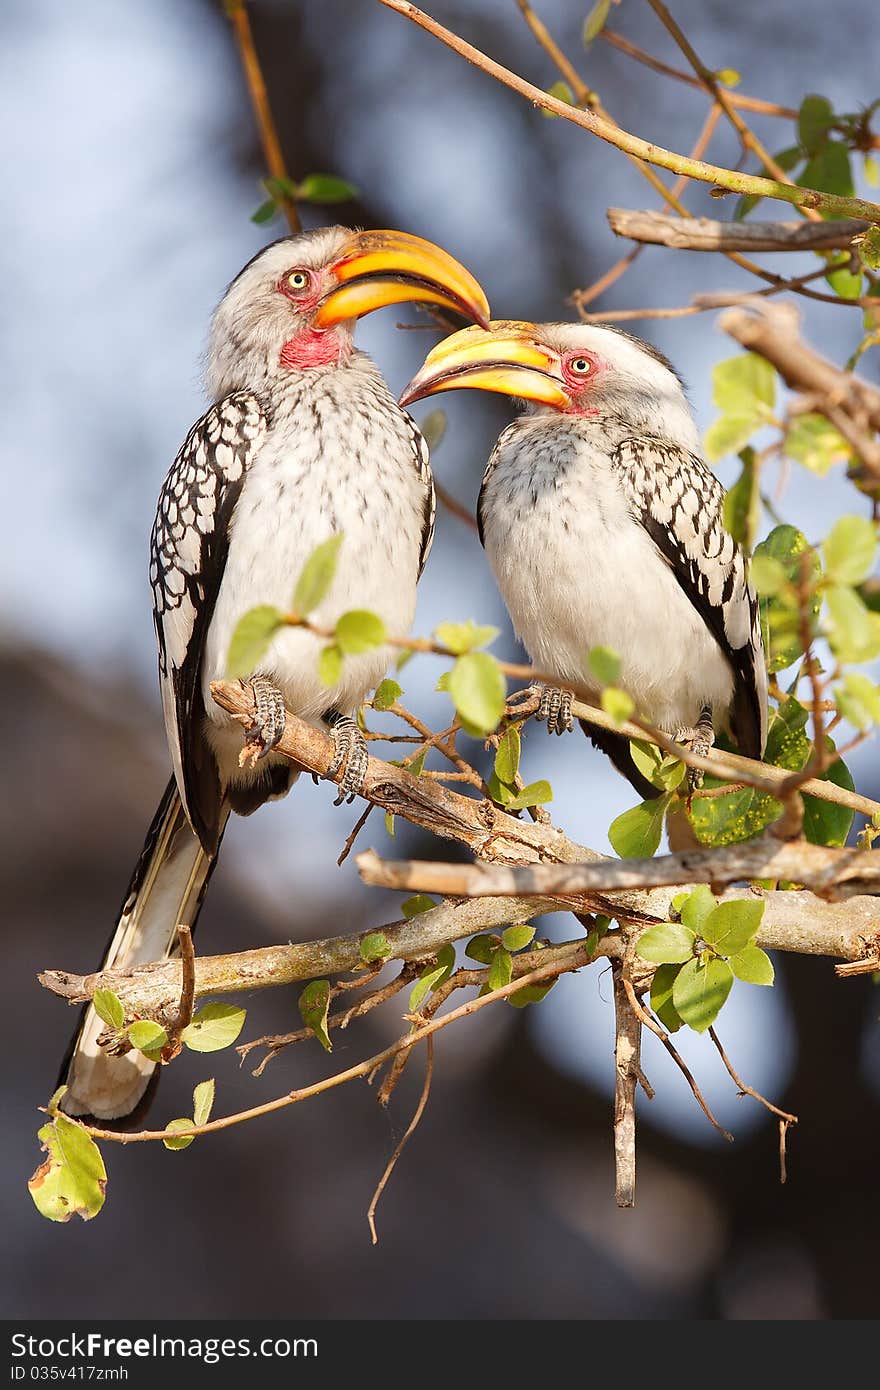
[2,0,878,1320]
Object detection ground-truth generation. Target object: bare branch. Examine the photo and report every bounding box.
[613,969,642,1207]
[226,0,301,232]
[607,209,869,253]
[356,839,880,907]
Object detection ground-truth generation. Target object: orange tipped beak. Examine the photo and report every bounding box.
[399,321,570,409]
[313,229,490,329]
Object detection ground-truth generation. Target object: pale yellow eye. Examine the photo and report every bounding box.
[570,357,591,374]
[287,270,309,290]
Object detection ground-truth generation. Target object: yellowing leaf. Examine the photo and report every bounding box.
[447,652,506,735]
[729,945,774,985]
[92,989,124,1031]
[335,609,387,655]
[29,1115,107,1222]
[163,1118,196,1152]
[435,620,499,654]
[823,515,877,586]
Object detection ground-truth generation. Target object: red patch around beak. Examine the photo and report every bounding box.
[279,328,345,369]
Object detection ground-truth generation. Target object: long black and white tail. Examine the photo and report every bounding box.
[61,778,227,1120]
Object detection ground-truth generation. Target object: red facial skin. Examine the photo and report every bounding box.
[559,348,604,416]
[276,267,346,369]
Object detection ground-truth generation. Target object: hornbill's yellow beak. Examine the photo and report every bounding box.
[313,230,490,329]
[399,321,570,409]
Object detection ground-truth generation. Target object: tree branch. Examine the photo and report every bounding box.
[355,839,880,905]
[227,0,301,232]
[719,300,880,481]
[607,209,869,253]
[613,968,643,1207]
[376,1,880,222]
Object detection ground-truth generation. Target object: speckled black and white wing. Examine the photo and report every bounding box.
[150,391,268,849]
[611,436,767,757]
[405,415,436,577]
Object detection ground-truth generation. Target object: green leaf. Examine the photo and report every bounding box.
[755,525,822,672]
[715,68,740,87]
[318,643,343,686]
[264,175,298,200]
[226,605,284,678]
[295,173,358,204]
[192,1079,215,1127]
[823,515,877,585]
[786,413,850,475]
[803,752,854,847]
[385,811,395,838]
[601,687,634,725]
[162,1118,196,1152]
[835,671,880,730]
[488,771,514,806]
[488,946,513,991]
[701,899,764,955]
[127,1020,168,1057]
[92,989,125,1031]
[713,353,776,414]
[750,554,789,596]
[650,963,684,1033]
[435,620,499,654]
[865,155,880,189]
[181,1002,246,1053]
[679,884,717,934]
[292,533,344,615]
[506,779,553,810]
[542,80,574,115]
[636,922,696,965]
[494,725,521,784]
[800,140,853,198]
[723,447,761,550]
[373,678,402,711]
[360,931,392,964]
[798,95,835,154]
[826,585,880,662]
[409,944,455,1010]
[335,609,387,655]
[418,409,447,451]
[29,1115,107,1222]
[582,0,611,45]
[730,945,775,985]
[508,981,556,1008]
[502,924,536,953]
[588,645,621,685]
[608,794,671,859]
[402,894,436,919]
[447,652,506,735]
[824,259,862,300]
[298,980,332,1052]
[704,413,764,462]
[465,935,496,964]
[673,957,734,1032]
[251,198,278,225]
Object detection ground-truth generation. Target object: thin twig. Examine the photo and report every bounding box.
[708,1026,797,1184]
[599,28,798,119]
[434,480,480,533]
[643,0,821,217]
[368,1036,433,1244]
[227,0,301,232]
[338,803,374,866]
[166,925,196,1050]
[377,1,880,220]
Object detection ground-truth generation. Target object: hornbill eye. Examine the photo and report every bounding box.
[569,357,591,374]
[287,270,310,291]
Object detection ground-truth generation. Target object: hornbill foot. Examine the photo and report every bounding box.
[241,677,287,766]
[536,684,574,736]
[674,705,715,795]
[326,712,369,805]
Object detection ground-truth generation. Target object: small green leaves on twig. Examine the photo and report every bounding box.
[360,931,393,964]
[541,81,574,115]
[583,0,611,46]
[704,354,776,462]
[636,889,771,1034]
[226,605,284,678]
[163,1080,216,1152]
[409,945,455,1010]
[251,173,358,224]
[292,534,344,618]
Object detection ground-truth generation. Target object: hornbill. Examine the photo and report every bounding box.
[62,227,490,1120]
[400,320,767,800]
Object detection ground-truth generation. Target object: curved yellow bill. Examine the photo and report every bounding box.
[399,321,569,409]
[313,229,490,329]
